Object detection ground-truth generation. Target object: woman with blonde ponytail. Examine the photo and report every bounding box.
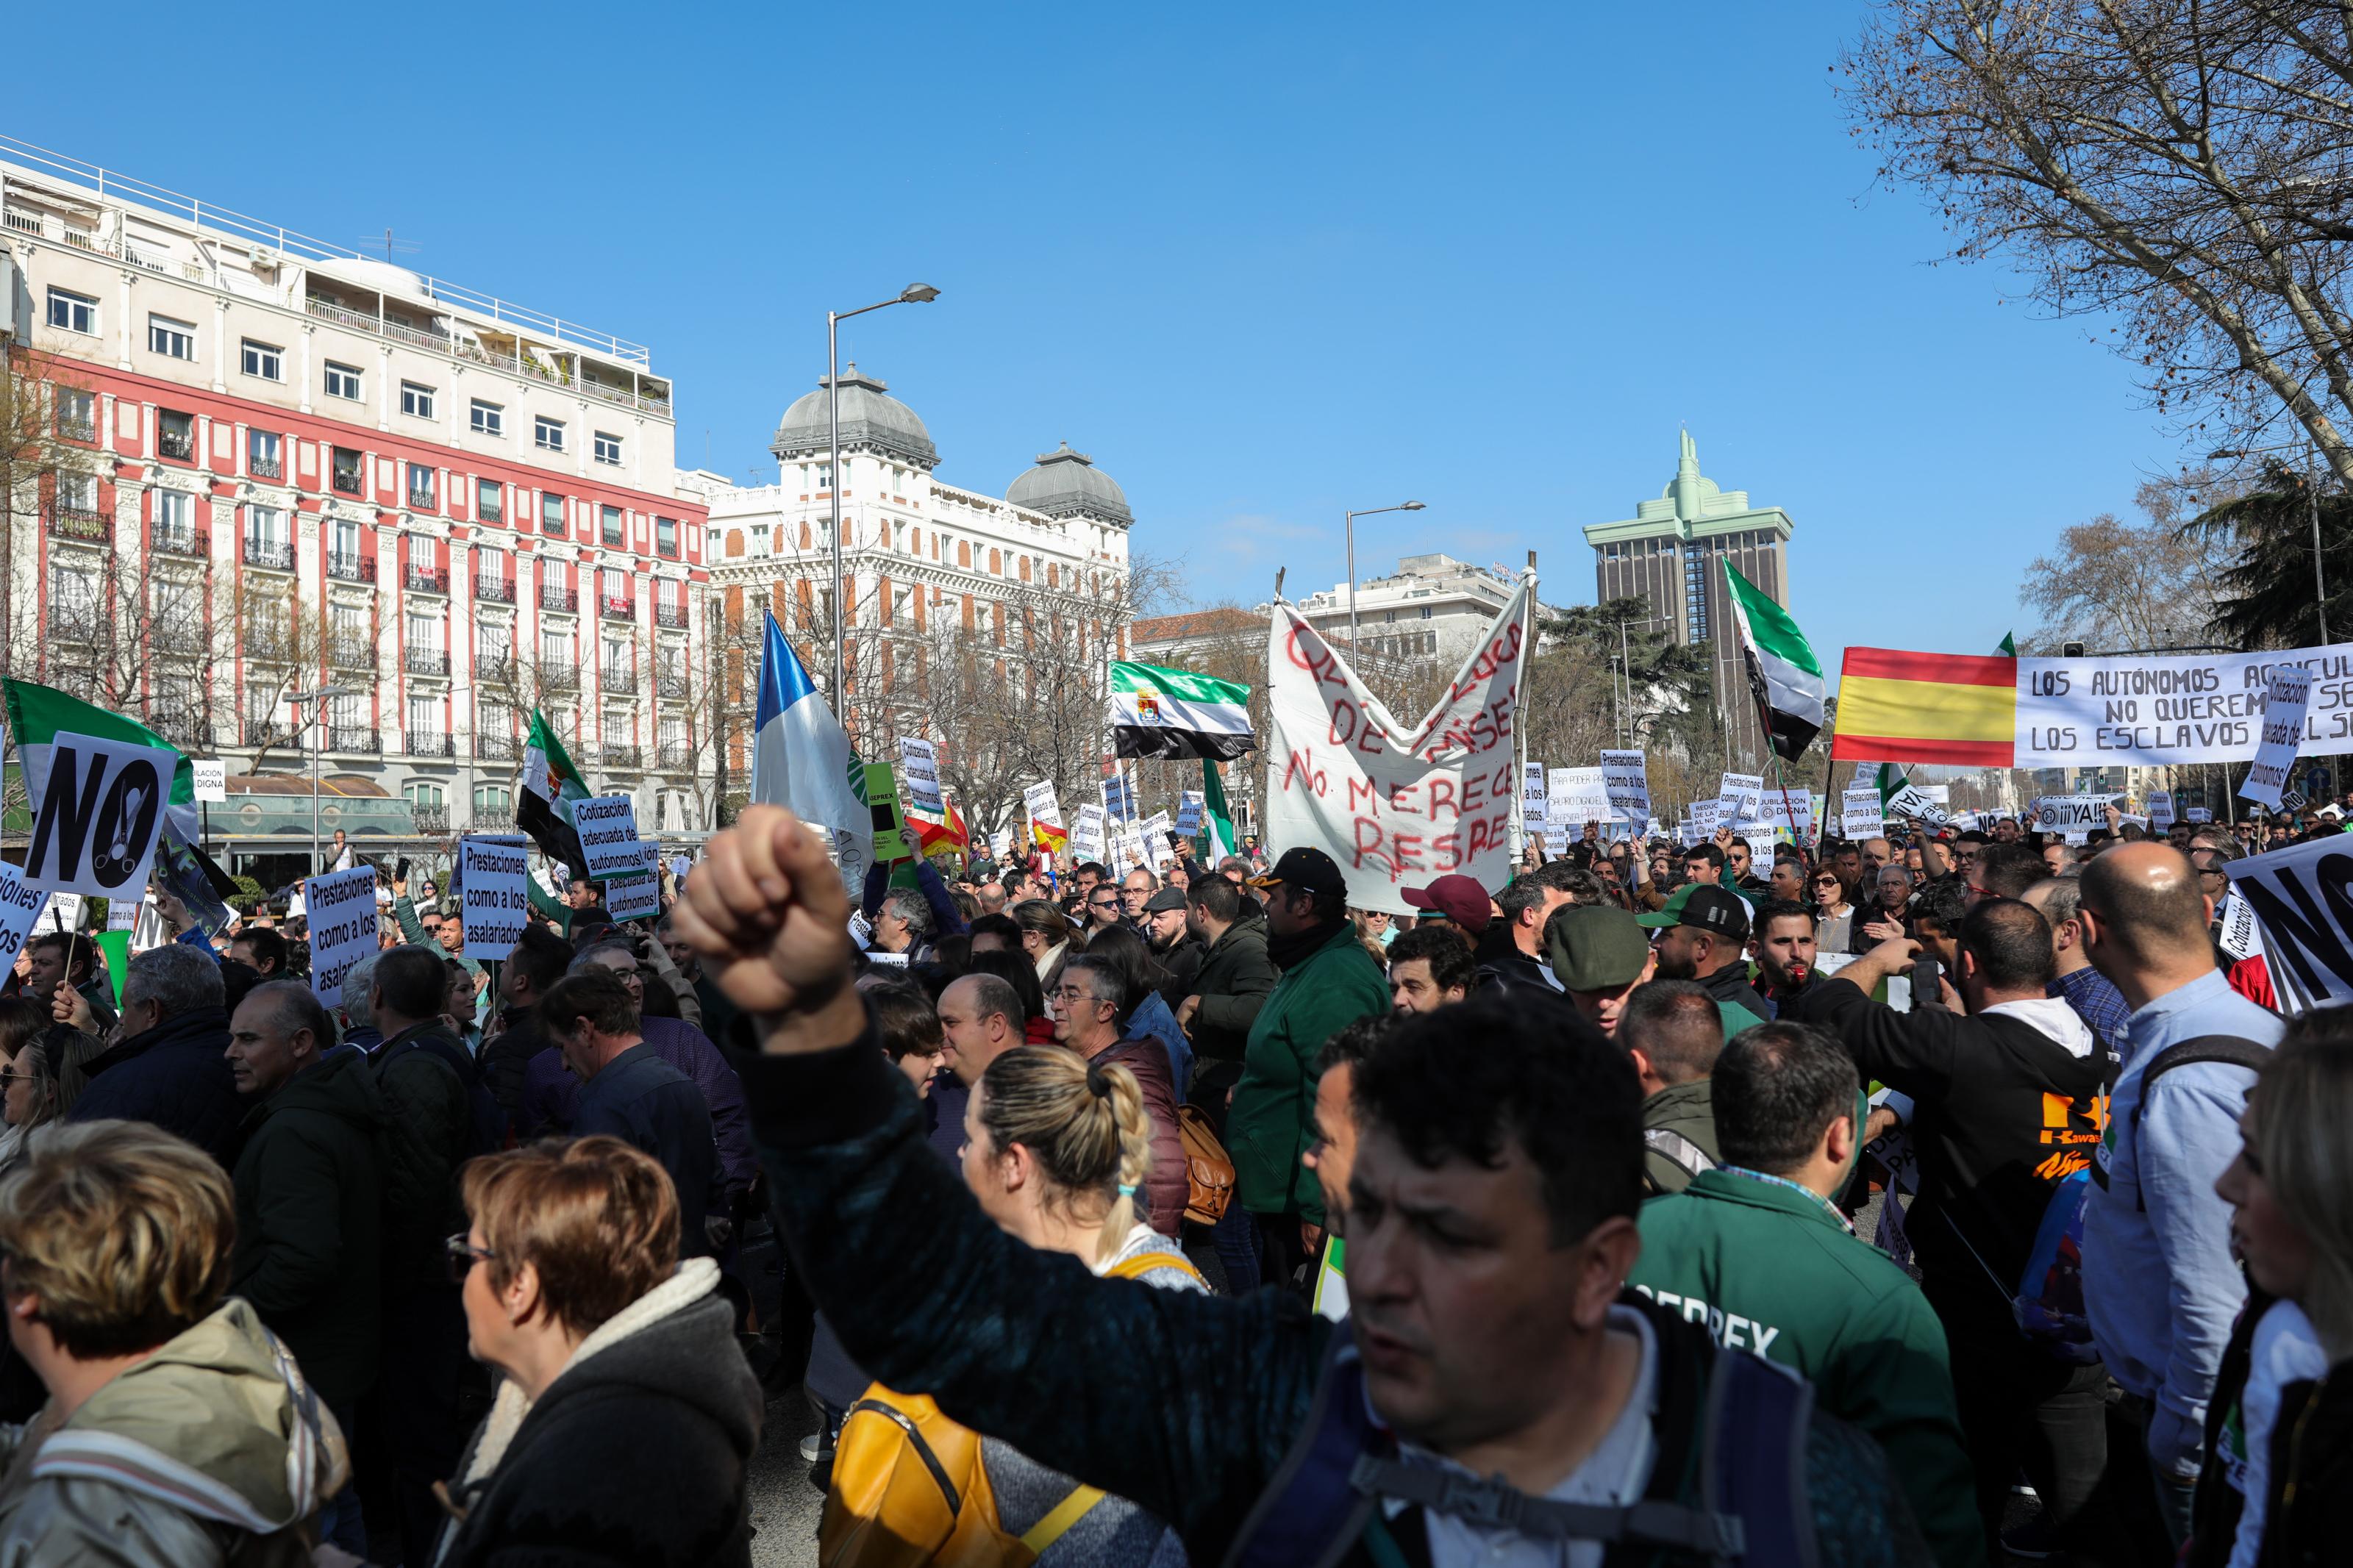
[822,1045,1202,1564]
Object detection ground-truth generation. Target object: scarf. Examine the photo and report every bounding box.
[1266,919,1338,973]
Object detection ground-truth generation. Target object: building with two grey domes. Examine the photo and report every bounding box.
[679,365,1136,744]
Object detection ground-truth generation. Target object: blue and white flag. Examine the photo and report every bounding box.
[751,612,866,838]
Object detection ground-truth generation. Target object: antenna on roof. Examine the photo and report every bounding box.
[358,228,421,261]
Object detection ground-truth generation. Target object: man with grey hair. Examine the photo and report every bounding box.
[63,941,243,1164]
[338,951,385,1055]
[871,886,935,961]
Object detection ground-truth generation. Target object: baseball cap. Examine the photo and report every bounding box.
[1143,887,1189,914]
[1401,873,1492,934]
[1545,905,1650,992]
[1635,884,1751,942]
[1247,847,1349,898]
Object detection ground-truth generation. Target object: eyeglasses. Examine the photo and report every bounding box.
[1048,985,1101,1005]
[445,1233,496,1285]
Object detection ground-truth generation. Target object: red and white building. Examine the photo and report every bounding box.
[0,137,712,834]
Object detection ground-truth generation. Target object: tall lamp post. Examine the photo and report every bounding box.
[1344,500,1427,654]
[289,684,356,877]
[828,284,940,706]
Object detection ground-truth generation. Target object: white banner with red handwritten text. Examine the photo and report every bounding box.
[1264,578,1534,914]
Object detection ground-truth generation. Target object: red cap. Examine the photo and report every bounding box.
[1402,873,1492,934]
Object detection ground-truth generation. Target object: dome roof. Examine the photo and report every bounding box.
[1007,442,1132,526]
[771,363,937,470]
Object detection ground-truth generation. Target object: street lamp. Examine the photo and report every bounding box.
[2208,442,2331,643]
[828,283,940,706]
[289,684,356,878]
[1344,501,1427,654]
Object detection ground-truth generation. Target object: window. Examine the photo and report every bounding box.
[476,545,504,589]
[400,382,435,420]
[325,362,363,401]
[476,477,503,523]
[540,492,565,537]
[241,340,284,381]
[540,625,571,665]
[49,563,99,623]
[245,506,291,570]
[406,610,440,651]
[407,464,435,509]
[409,534,435,573]
[154,490,195,550]
[327,518,364,579]
[601,505,624,547]
[474,783,513,815]
[157,409,194,461]
[593,431,622,466]
[148,315,195,361]
[602,630,634,677]
[52,388,95,442]
[249,429,283,479]
[331,446,364,495]
[476,619,512,662]
[46,289,96,335]
[534,415,565,452]
[471,398,503,437]
[331,603,368,646]
[656,515,678,557]
[404,776,444,807]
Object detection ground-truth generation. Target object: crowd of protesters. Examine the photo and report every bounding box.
[0,791,2341,1565]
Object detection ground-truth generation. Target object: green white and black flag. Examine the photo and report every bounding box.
[1721,559,1827,762]
[1109,661,1254,761]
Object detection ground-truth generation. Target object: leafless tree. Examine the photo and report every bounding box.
[1839,3,2353,479]
[1,350,108,692]
[2017,477,2232,652]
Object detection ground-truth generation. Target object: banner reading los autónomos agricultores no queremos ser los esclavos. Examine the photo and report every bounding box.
[1264,576,1533,914]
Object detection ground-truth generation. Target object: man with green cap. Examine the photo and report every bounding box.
[1638,884,1770,1039]
[1542,903,1653,1039]
[1629,1020,1986,1568]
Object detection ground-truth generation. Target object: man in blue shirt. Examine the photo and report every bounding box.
[2022,877,2132,1060]
[539,968,721,1256]
[2076,843,2282,1550]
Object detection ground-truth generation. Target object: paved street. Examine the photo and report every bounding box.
[747,1392,824,1567]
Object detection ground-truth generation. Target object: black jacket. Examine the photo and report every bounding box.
[1473,927,1560,995]
[479,1003,542,1125]
[371,1020,474,1289]
[438,1286,763,1567]
[576,1045,719,1254]
[1186,914,1276,1074]
[63,1005,244,1166]
[1154,934,1207,1010]
[1699,960,1777,1024]
[2260,1361,2353,1568]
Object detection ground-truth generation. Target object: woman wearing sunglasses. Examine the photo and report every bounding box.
[0,999,58,1175]
[1808,866,1858,956]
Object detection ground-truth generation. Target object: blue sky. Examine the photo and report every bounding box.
[13,1,2174,674]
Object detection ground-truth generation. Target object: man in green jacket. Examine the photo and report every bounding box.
[1629,1019,1986,1568]
[1229,848,1388,1292]
[1173,873,1277,1114]
[1616,978,1726,1193]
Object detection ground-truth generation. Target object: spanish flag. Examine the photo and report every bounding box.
[1831,648,2018,767]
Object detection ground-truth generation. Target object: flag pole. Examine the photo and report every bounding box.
[1753,683,1808,867]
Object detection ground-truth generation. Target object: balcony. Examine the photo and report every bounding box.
[146,712,208,749]
[601,744,642,770]
[242,535,293,570]
[408,486,437,514]
[241,719,293,749]
[655,603,688,629]
[329,635,376,670]
[540,584,576,613]
[328,726,381,754]
[326,552,375,584]
[474,574,515,604]
[44,504,108,543]
[244,631,295,663]
[657,670,689,699]
[473,650,516,684]
[332,465,365,497]
[54,412,95,443]
[249,454,282,482]
[535,659,580,692]
[474,733,517,762]
[407,731,452,758]
[151,523,207,559]
[602,667,638,695]
[601,524,625,550]
[601,596,636,622]
[152,620,208,656]
[404,566,448,595]
[658,740,690,769]
[404,646,449,677]
[158,427,193,462]
[411,802,451,834]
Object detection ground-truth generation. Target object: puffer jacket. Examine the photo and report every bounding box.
[432,1258,761,1567]
[0,1297,349,1567]
[1091,1032,1188,1238]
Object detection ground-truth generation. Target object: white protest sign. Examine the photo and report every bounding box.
[107,895,137,931]
[2032,794,2124,844]
[1717,773,1765,827]
[1521,763,1548,835]
[1842,788,1885,840]
[0,862,43,962]
[2240,665,2315,810]
[1265,580,1533,913]
[2187,806,2214,823]
[22,732,178,900]
[45,892,82,931]
[2148,790,2176,830]
[1754,791,1815,838]
[1068,803,1108,862]
[989,828,1014,858]
[1690,799,1722,836]
[1136,810,1176,859]
[1884,781,1951,827]
[2216,883,2266,964]
[1601,750,1651,822]
[1023,781,1063,845]
[1174,791,1204,834]
[574,795,641,879]
[1547,766,1613,829]
[193,759,226,804]
[304,865,379,1008]
[1677,820,1702,847]
[897,737,946,817]
[2015,642,2353,770]
[2231,834,2353,1012]
[459,836,529,959]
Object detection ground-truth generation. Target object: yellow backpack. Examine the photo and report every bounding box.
[817,1248,1203,1567]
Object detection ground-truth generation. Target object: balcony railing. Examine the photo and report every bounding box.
[657,740,690,768]
[535,659,580,692]
[158,428,193,461]
[602,667,638,695]
[411,802,450,834]
[404,647,449,676]
[473,651,515,684]
[601,523,625,549]
[152,620,208,656]
[54,412,95,443]
[332,465,365,496]
[407,731,452,758]
[249,454,282,481]
[241,720,293,750]
[474,575,515,604]
[474,734,517,762]
[242,536,293,570]
[329,636,376,670]
[151,524,207,559]
[540,584,576,613]
[601,744,642,769]
[326,552,375,583]
[657,671,689,699]
[655,604,688,629]
[601,596,636,621]
[44,504,108,542]
[146,712,208,748]
[404,566,448,595]
[328,726,381,754]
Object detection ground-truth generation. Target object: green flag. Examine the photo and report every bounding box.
[1998,631,2018,656]
[1721,560,1827,761]
[1198,759,1238,861]
[518,710,592,878]
[1110,661,1255,762]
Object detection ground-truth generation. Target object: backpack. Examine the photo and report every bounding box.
[821,1248,1204,1567]
[1643,1128,1718,1192]
[1226,1311,1813,1567]
[2090,1034,2274,1211]
[1177,1103,1237,1226]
